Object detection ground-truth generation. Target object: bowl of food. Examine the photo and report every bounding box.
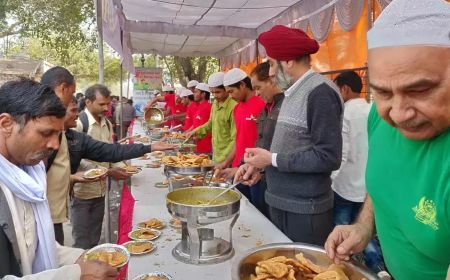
[231,243,378,280]
[123,240,156,255]
[84,243,129,268]
[124,165,142,174]
[129,228,161,241]
[83,167,108,180]
[132,272,173,280]
[137,218,165,230]
[169,218,182,229]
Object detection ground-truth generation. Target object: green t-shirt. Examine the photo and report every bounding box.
[366,106,450,280]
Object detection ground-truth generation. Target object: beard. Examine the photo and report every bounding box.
[275,65,295,91]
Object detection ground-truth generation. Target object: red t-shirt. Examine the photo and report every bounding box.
[232,95,265,167]
[172,103,187,127]
[163,93,175,126]
[184,102,199,131]
[192,100,212,153]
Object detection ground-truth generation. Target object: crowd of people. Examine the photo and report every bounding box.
[0,0,448,279]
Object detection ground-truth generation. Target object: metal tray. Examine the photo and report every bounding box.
[164,164,214,175]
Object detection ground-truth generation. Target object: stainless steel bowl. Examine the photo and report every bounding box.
[231,243,379,280]
[144,107,164,125]
[166,187,241,224]
[164,164,214,175]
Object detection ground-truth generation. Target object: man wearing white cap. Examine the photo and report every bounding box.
[186,72,237,164]
[179,89,198,131]
[325,1,450,279]
[190,83,212,153]
[145,85,177,127]
[187,80,199,93]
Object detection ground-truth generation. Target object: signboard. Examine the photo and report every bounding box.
[133,68,162,116]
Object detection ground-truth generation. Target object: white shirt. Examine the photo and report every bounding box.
[331,98,371,202]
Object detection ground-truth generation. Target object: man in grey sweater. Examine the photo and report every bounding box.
[235,25,343,245]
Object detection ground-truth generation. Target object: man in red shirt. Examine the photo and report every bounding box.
[171,93,187,128]
[146,85,176,127]
[179,89,198,131]
[190,83,212,154]
[221,68,265,169]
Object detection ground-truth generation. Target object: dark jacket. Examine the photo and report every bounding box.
[65,129,152,174]
[256,93,284,150]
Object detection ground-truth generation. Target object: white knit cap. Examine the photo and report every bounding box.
[162,85,174,92]
[367,0,450,49]
[195,83,210,93]
[180,88,193,97]
[223,68,247,87]
[187,80,199,88]
[208,72,225,87]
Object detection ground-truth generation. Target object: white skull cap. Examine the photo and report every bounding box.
[187,80,199,88]
[223,68,248,87]
[208,72,225,87]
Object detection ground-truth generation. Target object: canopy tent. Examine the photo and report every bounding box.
[100,0,392,75]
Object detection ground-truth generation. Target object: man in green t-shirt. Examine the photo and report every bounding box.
[187,72,237,164]
[324,0,450,279]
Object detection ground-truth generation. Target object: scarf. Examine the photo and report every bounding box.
[0,154,57,273]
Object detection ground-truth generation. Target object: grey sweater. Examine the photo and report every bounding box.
[265,71,343,214]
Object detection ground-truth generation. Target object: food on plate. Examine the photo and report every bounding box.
[211,176,227,183]
[249,253,359,280]
[124,165,140,173]
[130,228,160,240]
[170,218,182,228]
[142,276,168,280]
[124,241,154,254]
[139,218,164,229]
[150,151,165,158]
[83,168,107,179]
[133,135,150,143]
[161,153,213,167]
[86,251,127,267]
[165,132,186,140]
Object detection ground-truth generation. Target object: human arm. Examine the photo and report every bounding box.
[331,117,350,180]
[324,194,375,264]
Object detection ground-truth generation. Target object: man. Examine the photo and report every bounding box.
[331,71,385,273]
[235,25,343,246]
[166,93,187,128]
[180,89,198,131]
[222,68,265,169]
[0,79,117,279]
[189,83,212,154]
[187,72,236,164]
[44,74,172,245]
[114,97,137,139]
[187,80,199,92]
[71,84,130,249]
[146,85,176,127]
[325,1,450,279]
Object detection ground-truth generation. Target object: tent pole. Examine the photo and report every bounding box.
[255,39,260,65]
[96,0,105,84]
[366,0,373,102]
[126,72,130,98]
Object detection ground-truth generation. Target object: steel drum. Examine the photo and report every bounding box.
[232,243,379,280]
[144,107,164,125]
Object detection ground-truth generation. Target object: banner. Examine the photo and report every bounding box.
[133,68,162,116]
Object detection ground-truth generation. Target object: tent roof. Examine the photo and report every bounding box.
[103,0,387,73]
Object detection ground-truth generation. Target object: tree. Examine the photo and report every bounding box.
[1,0,95,60]
[163,56,219,86]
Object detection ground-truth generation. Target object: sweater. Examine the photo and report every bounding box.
[266,71,343,214]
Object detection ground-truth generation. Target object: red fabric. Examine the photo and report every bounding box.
[192,100,212,153]
[232,95,265,167]
[115,182,135,280]
[173,103,187,127]
[164,93,177,127]
[183,101,199,131]
[258,25,319,61]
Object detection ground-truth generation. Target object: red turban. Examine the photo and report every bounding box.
[258,25,319,61]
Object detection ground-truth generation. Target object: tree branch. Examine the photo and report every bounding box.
[0,23,22,38]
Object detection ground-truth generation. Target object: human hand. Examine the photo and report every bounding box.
[217,168,238,180]
[244,148,272,169]
[77,259,118,280]
[324,223,373,264]
[107,167,131,180]
[233,163,262,186]
[214,160,230,170]
[151,141,176,151]
[184,130,196,140]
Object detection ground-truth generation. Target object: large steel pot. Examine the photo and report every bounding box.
[232,243,379,280]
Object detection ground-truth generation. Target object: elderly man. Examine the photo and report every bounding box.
[325,1,450,279]
[187,72,236,164]
[0,79,117,279]
[235,25,343,245]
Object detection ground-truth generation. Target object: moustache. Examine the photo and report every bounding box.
[30,150,55,161]
[395,119,428,129]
